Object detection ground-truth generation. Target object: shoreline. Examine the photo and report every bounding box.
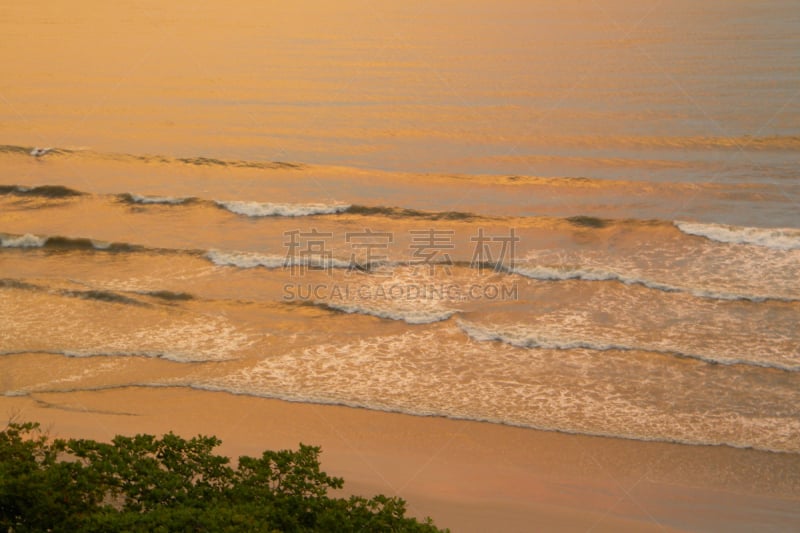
[9,377,799,456]
[2,386,798,532]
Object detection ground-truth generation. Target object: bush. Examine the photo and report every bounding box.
[0,421,447,532]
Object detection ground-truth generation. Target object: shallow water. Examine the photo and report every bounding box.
[1,1,798,454]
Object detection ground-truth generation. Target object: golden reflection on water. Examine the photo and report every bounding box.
[3,1,797,177]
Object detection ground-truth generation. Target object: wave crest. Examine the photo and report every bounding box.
[206,249,351,270]
[216,200,350,217]
[0,233,141,252]
[675,221,800,250]
[118,193,197,205]
[511,264,795,302]
[0,233,48,248]
[457,320,800,372]
[0,184,84,198]
[319,301,457,325]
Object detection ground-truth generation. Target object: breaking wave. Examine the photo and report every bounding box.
[117,193,198,205]
[215,200,350,217]
[0,184,85,198]
[675,221,800,251]
[317,301,458,325]
[457,320,800,372]
[0,233,142,252]
[511,265,797,302]
[206,249,351,270]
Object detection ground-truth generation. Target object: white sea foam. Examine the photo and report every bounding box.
[458,319,627,351]
[0,234,127,252]
[206,250,286,269]
[216,200,350,217]
[169,326,800,454]
[675,221,800,250]
[512,264,794,302]
[173,381,800,454]
[128,194,190,205]
[323,301,457,324]
[206,250,350,270]
[515,264,623,282]
[0,349,215,363]
[456,319,800,372]
[30,147,53,157]
[0,234,47,248]
[513,265,678,292]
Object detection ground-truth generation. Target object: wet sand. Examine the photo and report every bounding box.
[2,386,798,532]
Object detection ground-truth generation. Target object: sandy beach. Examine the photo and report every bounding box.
[2,387,798,532]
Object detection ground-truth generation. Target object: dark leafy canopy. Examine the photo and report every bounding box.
[0,421,447,532]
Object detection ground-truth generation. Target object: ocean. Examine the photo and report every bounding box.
[1,1,798,455]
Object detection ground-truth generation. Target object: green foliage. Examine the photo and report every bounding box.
[0,421,447,532]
